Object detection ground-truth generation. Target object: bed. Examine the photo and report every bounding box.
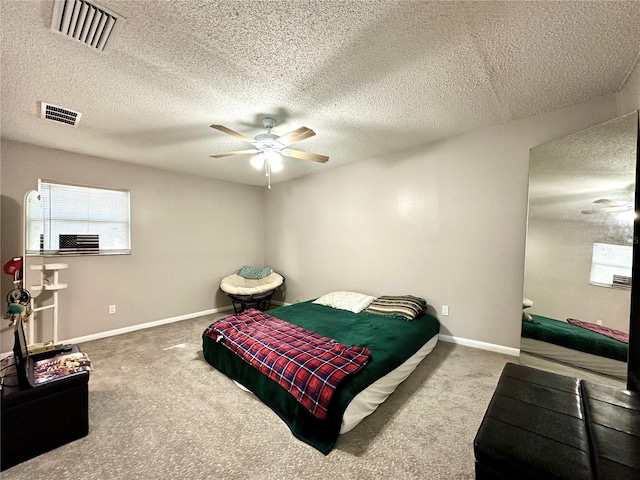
[202,298,440,454]
[520,313,628,379]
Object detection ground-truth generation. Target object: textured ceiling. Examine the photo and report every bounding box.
[529,111,638,224]
[1,1,640,187]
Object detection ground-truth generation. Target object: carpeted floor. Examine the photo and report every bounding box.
[2,312,514,480]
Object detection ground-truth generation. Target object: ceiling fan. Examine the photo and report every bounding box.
[210,117,328,188]
[581,198,633,215]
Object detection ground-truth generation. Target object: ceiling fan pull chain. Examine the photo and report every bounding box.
[266,158,272,189]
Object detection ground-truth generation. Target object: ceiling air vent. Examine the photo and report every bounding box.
[50,0,122,52]
[40,102,82,127]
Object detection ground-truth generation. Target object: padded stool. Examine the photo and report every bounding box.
[1,366,89,471]
[581,381,640,479]
[474,363,593,480]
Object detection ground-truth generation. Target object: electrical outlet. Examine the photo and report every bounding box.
[442,305,449,316]
[109,304,116,314]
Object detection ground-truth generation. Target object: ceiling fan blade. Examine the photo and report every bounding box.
[593,198,623,205]
[282,149,329,163]
[277,127,316,146]
[581,205,632,214]
[210,124,255,143]
[210,149,261,158]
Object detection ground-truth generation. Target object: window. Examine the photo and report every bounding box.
[26,180,130,256]
[589,242,632,289]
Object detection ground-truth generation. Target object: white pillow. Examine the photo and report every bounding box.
[312,291,376,314]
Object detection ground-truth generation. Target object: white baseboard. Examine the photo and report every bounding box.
[438,334,520,357]
[270,300,292,307]
[0,306,235,358]
[64,306,235,345]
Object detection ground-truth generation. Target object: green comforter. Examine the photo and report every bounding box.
[202,300,440,454]
[521,314,628,362]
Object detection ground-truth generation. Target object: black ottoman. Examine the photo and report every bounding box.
[581,381,640,480]
[1,370,89,471]
[474,363,593,480]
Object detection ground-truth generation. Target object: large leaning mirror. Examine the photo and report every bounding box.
[521,111,639,386]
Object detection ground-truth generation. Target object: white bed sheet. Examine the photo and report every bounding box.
[233,334,439,434]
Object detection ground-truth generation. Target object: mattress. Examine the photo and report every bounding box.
[233,334,439,433]
[202,300,440,454]
[520,337,627,379]
[339,333,438,433]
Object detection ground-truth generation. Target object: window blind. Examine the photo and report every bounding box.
[589,242,632,288]
[26,180,130,255]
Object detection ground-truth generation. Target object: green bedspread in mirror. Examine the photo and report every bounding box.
[521,314,628,362]
[202,300,440,454]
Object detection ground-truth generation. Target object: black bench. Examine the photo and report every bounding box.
[1,367,89,471]
[1,318,90,472]
[474,363,640,480]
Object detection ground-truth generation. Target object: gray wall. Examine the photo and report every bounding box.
[524,218,631,331]
[264,94,622,350]
[1,140,264,352]
[2,69,637,354]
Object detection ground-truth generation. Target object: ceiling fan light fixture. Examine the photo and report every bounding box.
[250,155,265,170]
[265,150,283,172]
[270,160,283,173]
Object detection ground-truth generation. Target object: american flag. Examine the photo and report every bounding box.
[59,234,99,254]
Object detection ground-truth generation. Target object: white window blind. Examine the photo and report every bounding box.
[26,180,130,255]
[589,242,632,288]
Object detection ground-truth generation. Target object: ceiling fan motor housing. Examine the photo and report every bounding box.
[254,133,282,150]
[262,117,277,129]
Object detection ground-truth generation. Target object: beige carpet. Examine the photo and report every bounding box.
[2,313,514,480]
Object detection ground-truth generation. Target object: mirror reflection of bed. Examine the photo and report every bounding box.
[520,111,639,388]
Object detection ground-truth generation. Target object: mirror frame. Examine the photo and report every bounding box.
[521,111,639,389]
[629,112,640,391]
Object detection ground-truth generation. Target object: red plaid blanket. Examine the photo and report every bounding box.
[205,308,370,420]
[567,318,629,343]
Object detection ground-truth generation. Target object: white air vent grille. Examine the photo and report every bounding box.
[40,102,82,127]
[50,0,121,52]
